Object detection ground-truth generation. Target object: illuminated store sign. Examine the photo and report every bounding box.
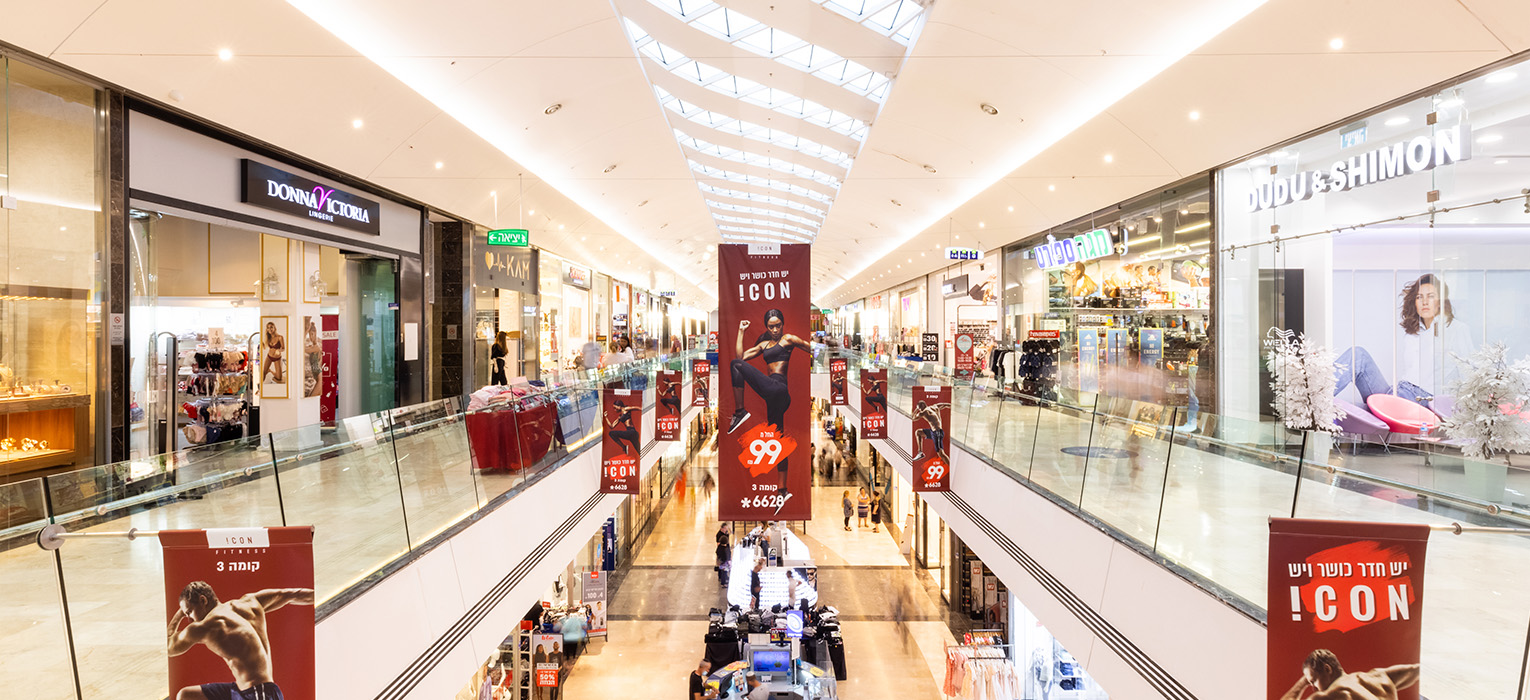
[1032,229,1112,271]
[1246,123,1471,213]
[240,159,381,234]
[946,247,981,261]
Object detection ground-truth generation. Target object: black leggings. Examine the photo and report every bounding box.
[661,396,682,415]
[731,360,791,428]
[866,393,887,412]
[611,428,640,454]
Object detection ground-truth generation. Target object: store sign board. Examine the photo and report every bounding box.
[486,228,529,247]
[240,159,381,234]
[954,333,975,378]
[1266,518,1428,700]
[1033,229,1112,271]
[1028,330,1061,339]
[562,263,592,289]
[477,240,536,292]
[921,332,939,359]
[941,274,969,299]
[1247,123,1471,213]
[946,246,981,261]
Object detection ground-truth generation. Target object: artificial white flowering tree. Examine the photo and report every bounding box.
[1266,333,1345,433]
[1442,342,1530,462]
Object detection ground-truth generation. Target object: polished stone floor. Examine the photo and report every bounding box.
[560,436,959,700]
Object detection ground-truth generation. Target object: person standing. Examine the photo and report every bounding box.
[856,487,870,529]
[491,331,510,385]
[870,490,882,533]
[749,558,765,610]
[715,523,732,586]
[841,490,853,531]
[690,660,719,700]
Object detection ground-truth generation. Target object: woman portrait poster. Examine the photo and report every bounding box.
[1334,272,1476,407]
[717,243,812,522]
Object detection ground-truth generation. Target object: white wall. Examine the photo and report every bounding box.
[834,379,1262,700]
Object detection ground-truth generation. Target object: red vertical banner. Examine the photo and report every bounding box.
[910,385,953,491]
[1267,519,1428,700]
[829,357,847,406]
[860,369,888,439]
[320,313,338,422]
[718,243,811,521]
[692,359,711,407]
[162,527,316,700]
[656,370,682,441]
[954,332,976,379]
[600,387,641,493]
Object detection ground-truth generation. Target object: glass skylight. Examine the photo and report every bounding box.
[712,214,819,238]
[705,200,824,228]
[698,183,827,218]
[689,162,835,204]
[718,226,812,243]
[677,133,844,188]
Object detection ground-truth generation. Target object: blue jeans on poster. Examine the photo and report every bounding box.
[1334,346,1432,404]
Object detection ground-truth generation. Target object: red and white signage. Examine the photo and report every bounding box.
[860,369,888,439]
[1027,330,1060,339]
[692,359,711,407]
[1267,518,1428,700]
[656,370,681,441]
[911,385,952,491]
[600,387,641,493]
[954,332,975,379]
[829,357,848,406]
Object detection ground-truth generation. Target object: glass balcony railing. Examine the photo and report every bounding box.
[830,350,1530,700]
[0,351,700,700]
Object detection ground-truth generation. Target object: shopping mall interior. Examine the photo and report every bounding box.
[3,2,1530,699]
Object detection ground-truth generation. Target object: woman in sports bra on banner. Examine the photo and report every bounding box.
[606,399,642,456]
[728,309,811,512]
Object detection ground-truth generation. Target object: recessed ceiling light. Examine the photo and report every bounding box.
[352,118,364,129]
[528,210,535,215]
[59,226,67,231]
[1487,71,1517,84]
[544,103,563,115]
[923,164,937,173]
[1103,154,1113,163]
[1153,216,1162,223]
[490,190,496,196]
[1477,133,1503,144]
[558,224,565,230]
[604,164,617,173]
[1007,205,1014,212]
[599,246,605,251]
[435,161,444,169]
[580,236,586,241]
[217,48,233,61]
[1180,209,1189,215]
[1048,184,1056,191]
[1329,37,1344,50]
[1384,116,1410,127]
[978,222,985,228]
[1189,110,1201,121]
[980,103,999,116]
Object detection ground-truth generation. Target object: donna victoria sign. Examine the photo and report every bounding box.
[240,159,382,235]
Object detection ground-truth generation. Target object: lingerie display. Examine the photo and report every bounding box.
[170,336,256,448]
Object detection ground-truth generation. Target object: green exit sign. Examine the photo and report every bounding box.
[487,228,530,247]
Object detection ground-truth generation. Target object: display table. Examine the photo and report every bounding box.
[465,398,559,472]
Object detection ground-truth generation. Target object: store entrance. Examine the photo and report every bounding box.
[127,209,399,457]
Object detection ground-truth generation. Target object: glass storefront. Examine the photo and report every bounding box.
[1004,177,1214,410]
[473,235,538,387]
[1217,57,1530,442]
[0,57,106,477]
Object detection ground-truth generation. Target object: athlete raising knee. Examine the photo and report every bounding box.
[728,309,811,512]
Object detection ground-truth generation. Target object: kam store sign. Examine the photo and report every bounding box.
[240,159,382,235]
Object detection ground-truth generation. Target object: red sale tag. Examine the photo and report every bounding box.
[736,423,799,478]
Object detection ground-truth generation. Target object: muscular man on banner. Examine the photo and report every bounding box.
[1280,649,1419,700]
[912,399,952,464]
[167,581,315,700]
[728,311,811,512]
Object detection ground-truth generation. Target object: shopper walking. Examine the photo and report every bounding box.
[856,487,870,529]
[841,490,853,531]
[749,557,765,610]
[560,609,588,659]
[690,660,719,700]
[715,522,732,586]
[870,490,882,533]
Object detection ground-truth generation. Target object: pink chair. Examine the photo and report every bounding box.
[1366,394,1438,436]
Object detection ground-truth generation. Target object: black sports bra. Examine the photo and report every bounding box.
[618,411,635,428]
[761,340,793,367]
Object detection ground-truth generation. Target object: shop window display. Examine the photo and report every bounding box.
[1004,178,1213,410]
[1218,56,1530,477]
[0,58,106,476]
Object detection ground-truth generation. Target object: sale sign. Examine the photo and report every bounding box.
[860,369,888,439]
[954,332,976,378]
[829,357,847,406]
[162,527,315,700]
[656,370,682,441]
[719,243,811,521]
[1267,518,1428,700]
[600,387,641,493]
[692,358,711,407]
[911,385,953,491]
[534,632,562,687]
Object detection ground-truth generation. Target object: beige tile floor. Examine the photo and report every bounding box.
[561,433,957,700]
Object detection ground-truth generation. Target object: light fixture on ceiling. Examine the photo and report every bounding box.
[435,162,444,169]
[528,210,535,215]
[59,226,67,231]
[580,236,586,241]
[352,118,364,129]
[217,48,234,61]
[1179,209,1189,215]
[1153,216,1162,223]
[891,199,902,206]
[599,246,605,251]
[1329,37,1344,50]
[604,164,618,173]
[923,164,937,173]
[558,224,565,230]
[1189,110,1201,121]
[980,103,999,116]
[978,222,985,228]
[1103,154,1114,163]
[1477,133,1503,144]
[1384,116,1410,127]
[544,103,563,115]
[638,200,649,207]
[1174,221,1211,234]
[1048,184,1056,192]
[1007,205,1014,212]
